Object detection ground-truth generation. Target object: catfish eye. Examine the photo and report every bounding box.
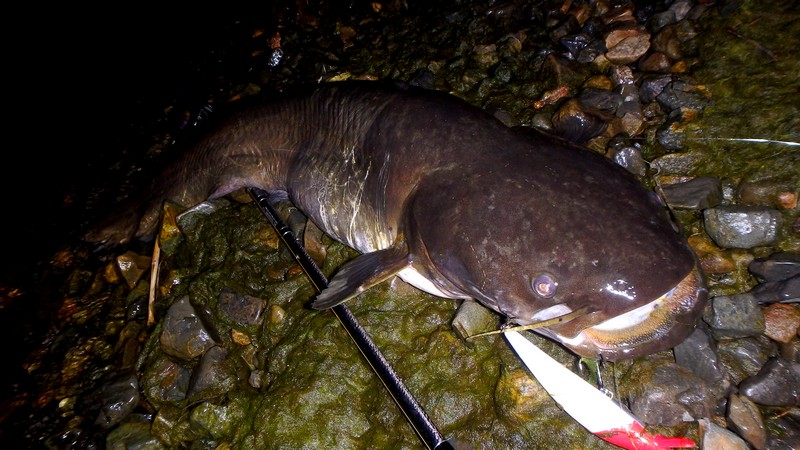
[532,273,558,298]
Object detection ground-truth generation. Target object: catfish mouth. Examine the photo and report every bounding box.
[544,266,707,361]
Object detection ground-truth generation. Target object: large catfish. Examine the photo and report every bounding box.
[87,80,707,361]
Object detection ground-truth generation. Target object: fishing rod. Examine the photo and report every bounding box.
[248,187,456,450]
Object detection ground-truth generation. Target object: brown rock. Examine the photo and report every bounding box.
[639,52,671,72]
[763,303,800,344]
[605,27,651,64]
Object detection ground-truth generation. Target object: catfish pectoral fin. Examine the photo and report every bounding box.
[312,245,410,310]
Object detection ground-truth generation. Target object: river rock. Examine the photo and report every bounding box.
[703,294,765,339]
[763,303,800,343]
[751,275,800,304]
[625,362,715,426]
[160,296,216,360]
[115,251,152,289]
[187,345,234,398]
[91,371,141,429]
[739,358,800,406]
[605,25,651,64]
[699,418,749,450]
[217,289,265,326]
[674,325,725,383]
[660,176,722,210]
[749,252,800,282]
[703,206,781,249]
[727,393,767,450]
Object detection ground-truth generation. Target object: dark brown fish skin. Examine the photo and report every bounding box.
[86,80,707,360]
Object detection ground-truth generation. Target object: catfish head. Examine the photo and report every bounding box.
[406,138,707,361]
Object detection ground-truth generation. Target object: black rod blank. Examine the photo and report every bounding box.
[248,188,453,450]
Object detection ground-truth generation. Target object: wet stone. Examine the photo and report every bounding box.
[106,418,164,450]
[749,252,800,282]
[451,299,499,339]
[638,51,671,72]
[189,401,241,440]
[739,358,800,407]
[550,98,608,143]
[692,239,736,275]
[750,275,800,304]
[674,326,725,383]
[670,0,693,22]
[605,26,651,64]
[648,10,677,32]
[703,294,765,339]
[765,411,800,450]
[92,371,141,429]
[577,88,623,112]
[639,74,673,103]
[610,146,647,177]
[626,362,715,426]
[142,355,191,404]
[656,118,687,150]
[160,296,216,360]
[559,33,593,59]
[610,64,635,86]
[703,206,781,249]
[660,176,722,210]
[651,23,683,60]
[738,179,796,208]
[115,251,152,289]
[187,345,234,399]
[699,418,749,450]
[727,393,767,450]
[763,303,800,344]
[717,336,778,385]
[217,289,265,326]
[656,80,709,112]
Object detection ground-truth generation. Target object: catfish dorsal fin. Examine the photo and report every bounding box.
[312,242,410,310]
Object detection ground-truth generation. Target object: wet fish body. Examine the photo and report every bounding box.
[88,81,707,360]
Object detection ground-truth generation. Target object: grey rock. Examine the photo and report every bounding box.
[670,0,693,22]
[142,356,191,403]
[188,346,234,398]
[750,275,800,304]
[703,294,765,339]
[160,296,216,360]
[187,345,235,397]
[648,10,676,32]
[217,289,265,326]
[627,363,715,426]
[703,206,781,249]
[739,358,800,407]
[650,151,706,174]
[611,146,648,177]
[749,252,800,282]
[578,88,623,112]
[656,80,710,112]
[674,326,725,383]
[639,74,673,103]
[660,176,722,210]
[765,410,800,450]
[94,371,141,429]
[106,418,165,450]
[656,121,686,150]
[717,336,778,384]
